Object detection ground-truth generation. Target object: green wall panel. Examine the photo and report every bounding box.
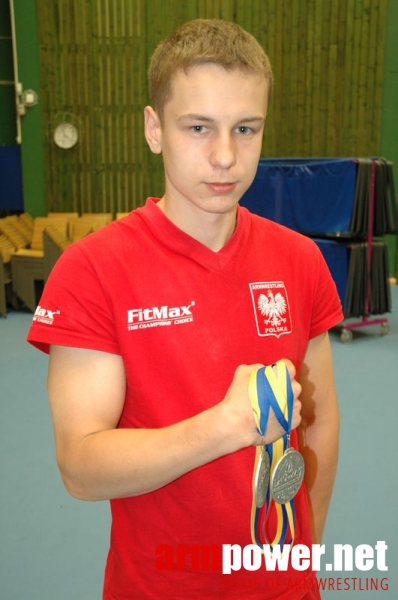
[0,0,16,146]
[13,0,45,216]
[380,0,398,278]
[35,0,390,219]
[0,38,13,79]
[0,85,16,144]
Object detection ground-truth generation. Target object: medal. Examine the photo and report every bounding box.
[270,447,305,504]
[254,448,270,507]
[249,362,305,549]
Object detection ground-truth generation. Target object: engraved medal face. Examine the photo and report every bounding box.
[270,448,305,504]
[254,448,270,507]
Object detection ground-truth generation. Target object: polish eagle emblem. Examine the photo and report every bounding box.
[258,291,287,327]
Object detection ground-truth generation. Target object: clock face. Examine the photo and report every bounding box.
[53,123,78,149]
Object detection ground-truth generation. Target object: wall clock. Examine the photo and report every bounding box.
[53,122,79,149]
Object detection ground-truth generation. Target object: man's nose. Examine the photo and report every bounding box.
[209,132,237,169]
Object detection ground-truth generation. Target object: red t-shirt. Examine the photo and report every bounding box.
[28,199,343,599]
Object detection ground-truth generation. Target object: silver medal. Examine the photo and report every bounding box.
[270,447,305,504]
[254,448,270,507]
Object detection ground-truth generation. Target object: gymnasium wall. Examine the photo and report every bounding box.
[4,0,398,276]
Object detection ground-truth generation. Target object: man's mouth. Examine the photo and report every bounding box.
[206,182,237,194]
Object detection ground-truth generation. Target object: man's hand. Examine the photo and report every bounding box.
[219,359,302,451]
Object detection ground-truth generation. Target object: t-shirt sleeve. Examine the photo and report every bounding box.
[27,243,121,355]
[308,242,344,339]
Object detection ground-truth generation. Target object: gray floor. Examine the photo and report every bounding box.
[1,287,397,599]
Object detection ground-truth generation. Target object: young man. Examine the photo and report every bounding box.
[28,19,342,599]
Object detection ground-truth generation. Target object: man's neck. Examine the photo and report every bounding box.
[157,197,238,252]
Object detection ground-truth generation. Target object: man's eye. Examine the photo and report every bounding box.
[192,125,205,133]
[237,126,252,134]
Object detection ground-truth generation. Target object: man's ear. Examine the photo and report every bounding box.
[144,106,162,154]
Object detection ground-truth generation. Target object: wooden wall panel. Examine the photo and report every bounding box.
[36,0,388,215]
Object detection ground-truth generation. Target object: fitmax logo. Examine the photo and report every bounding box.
[33,305,60,325]
[127,302,195,330]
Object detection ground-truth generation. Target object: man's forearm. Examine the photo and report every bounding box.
[297,332,340,544]
[58,400,242,501]
[49,346,302,503]
[299,413,339,544]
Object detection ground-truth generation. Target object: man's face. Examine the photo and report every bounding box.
[145,63,268,220]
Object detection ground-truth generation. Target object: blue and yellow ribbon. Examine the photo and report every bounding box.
[249,361,299,550]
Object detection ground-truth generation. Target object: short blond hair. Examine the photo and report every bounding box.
[148,19,273,120]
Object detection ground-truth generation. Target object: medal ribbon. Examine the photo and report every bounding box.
[249,362,299,550]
